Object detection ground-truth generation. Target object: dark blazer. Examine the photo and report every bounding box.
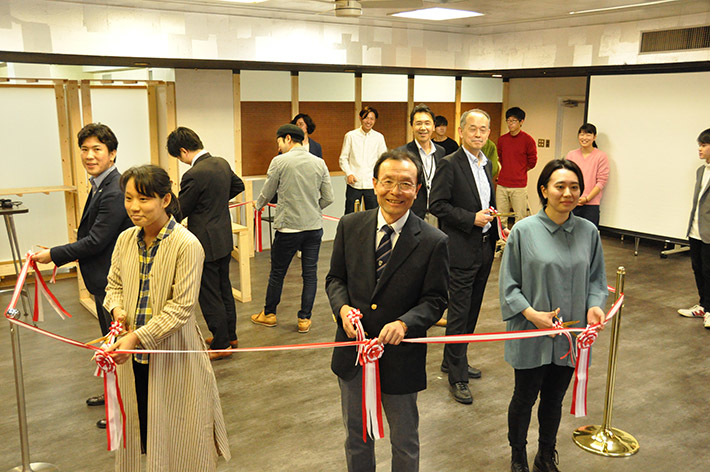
[327,209,449,395]
[179,153,245,262]
[429,147,498,270]
[395,141,446,219]
[51,167,132,295]
[308,138,323,159]
[687,165,710,243]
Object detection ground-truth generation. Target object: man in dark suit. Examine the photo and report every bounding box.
[32,122,133,427]
[396,103,446,222]
[430,109,498,405]
[168,127,245,360]
[327,150,449,471]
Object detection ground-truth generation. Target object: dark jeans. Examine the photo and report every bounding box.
[133,360,149,454]
[689,237,710,309]
[444,235,495,384]
[93,291,111,336]
[265,229,323,319]
[345,186,378,214]
[573,204,600,228]
[508,364,574,449]
[198,254,238,350]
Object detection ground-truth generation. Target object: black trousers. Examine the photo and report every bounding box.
[443,235,495,384]
[344,186,378,214]
[689,237,710,309]
[132,360,149,454]
[507,364,574,449]
[198,253,238,349]
[572,204,600,228]
[92,290,111,336]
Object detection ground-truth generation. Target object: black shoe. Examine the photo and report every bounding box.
[96,419,107,429]
[449,382,473,404]
[511,447,530,472]
[86,394,105,406]
[533,445,560,472]
[440,364,482,379]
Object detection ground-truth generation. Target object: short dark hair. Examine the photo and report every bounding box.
[698,128,710,145]
[578,123,598,148]
[373,149,422,186]
[120,165,181,219]
[359,106,379,120]
[537,159,585,207]
[290,113,316,135]
[434,115,448,127]
[167,127,203,157]
[505,107,526,121]
[78,123,118,157]
[409,103,435,126]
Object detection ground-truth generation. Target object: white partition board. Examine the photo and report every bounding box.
[461,77,503,102]
[414,75,455,102]
[362,74,407,102]
[588,72,710,240]
[241,70,291,101]
[91,87,152,171]
[0,86,68,260]
[300,72,354,102]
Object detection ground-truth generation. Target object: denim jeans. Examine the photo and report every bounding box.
[264,229,323,319]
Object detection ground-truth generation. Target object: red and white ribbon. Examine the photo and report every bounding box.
[489,206,508,242]
[94,321,127,451]
[32,257,71,322]
[347,308,385,442]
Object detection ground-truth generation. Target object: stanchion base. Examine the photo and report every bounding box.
[8,463,59,472]
[573,424,639,457]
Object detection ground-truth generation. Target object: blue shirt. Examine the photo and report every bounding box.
[499,210,607,369]
[462,147,491,233]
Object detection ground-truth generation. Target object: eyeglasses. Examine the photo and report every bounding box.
[506,118,519,124]
[376,179,417,192]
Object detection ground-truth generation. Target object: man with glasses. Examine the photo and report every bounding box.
[497,107,538,229]
[327,149,449,471]
[430,109,498,405]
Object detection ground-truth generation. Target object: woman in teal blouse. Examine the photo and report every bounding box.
[499,159,607,472]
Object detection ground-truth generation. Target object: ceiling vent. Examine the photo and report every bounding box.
[334,1,362,17]
[640,25,710,53]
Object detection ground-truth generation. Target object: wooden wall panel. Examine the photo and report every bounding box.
[298,101,354,172]
[366,102,408,149]
[241,101,291,175]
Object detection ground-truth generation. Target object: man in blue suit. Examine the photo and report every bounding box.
[33,123,133,427]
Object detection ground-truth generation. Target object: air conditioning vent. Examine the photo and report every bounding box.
[640,25,710,53]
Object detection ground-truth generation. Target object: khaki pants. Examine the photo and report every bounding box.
[496,185,530,229]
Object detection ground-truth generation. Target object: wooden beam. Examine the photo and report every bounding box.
[80,80,92,124]
[291,71,299,119]
[455,76,462,142]
[232,72,243,176]
[0,185,76,196]
[165,81,179,195]
[354,73,362,129]
[502,79,510,132]
[407,74,414,143]
[147,84,160,166]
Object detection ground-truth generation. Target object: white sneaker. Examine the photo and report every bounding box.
[704,312,710,329]
[678,304,705,318]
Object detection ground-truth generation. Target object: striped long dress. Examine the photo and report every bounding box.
[104,224,231,472]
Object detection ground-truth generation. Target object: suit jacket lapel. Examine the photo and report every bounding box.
[373,215,421,298]
[454,150,482,208]
[355,210,378,297]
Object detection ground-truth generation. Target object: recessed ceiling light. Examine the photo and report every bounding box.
[570,0,679,15]
[392,7,483,21]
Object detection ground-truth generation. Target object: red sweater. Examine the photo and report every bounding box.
[497,131,537,188]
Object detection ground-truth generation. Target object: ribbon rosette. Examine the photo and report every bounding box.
[570,325,599,417]
[347,309,385,442]
[489,206,508,242]
[94,321,127,451]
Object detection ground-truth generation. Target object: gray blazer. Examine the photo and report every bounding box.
[687,165,710,243]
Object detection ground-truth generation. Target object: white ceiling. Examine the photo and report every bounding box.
[53,0,710,35]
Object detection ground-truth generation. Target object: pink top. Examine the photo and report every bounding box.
[564,148,610,206]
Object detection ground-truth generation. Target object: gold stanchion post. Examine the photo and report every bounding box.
[354,198,362,212]
[572,266,639,456]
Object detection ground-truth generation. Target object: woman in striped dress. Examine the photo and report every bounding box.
[106,165,230,472]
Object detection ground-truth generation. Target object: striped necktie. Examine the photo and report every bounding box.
[376,225,394,281]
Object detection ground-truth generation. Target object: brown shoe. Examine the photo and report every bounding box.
[251,311,277,327]
[209,350,233,361]
[297,318,311,333]
[205,337,239,349]
[435,316,447,327]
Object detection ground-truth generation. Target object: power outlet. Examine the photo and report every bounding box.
[537,139,545,147]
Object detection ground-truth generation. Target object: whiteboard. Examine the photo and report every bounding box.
[588,72,710,240]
